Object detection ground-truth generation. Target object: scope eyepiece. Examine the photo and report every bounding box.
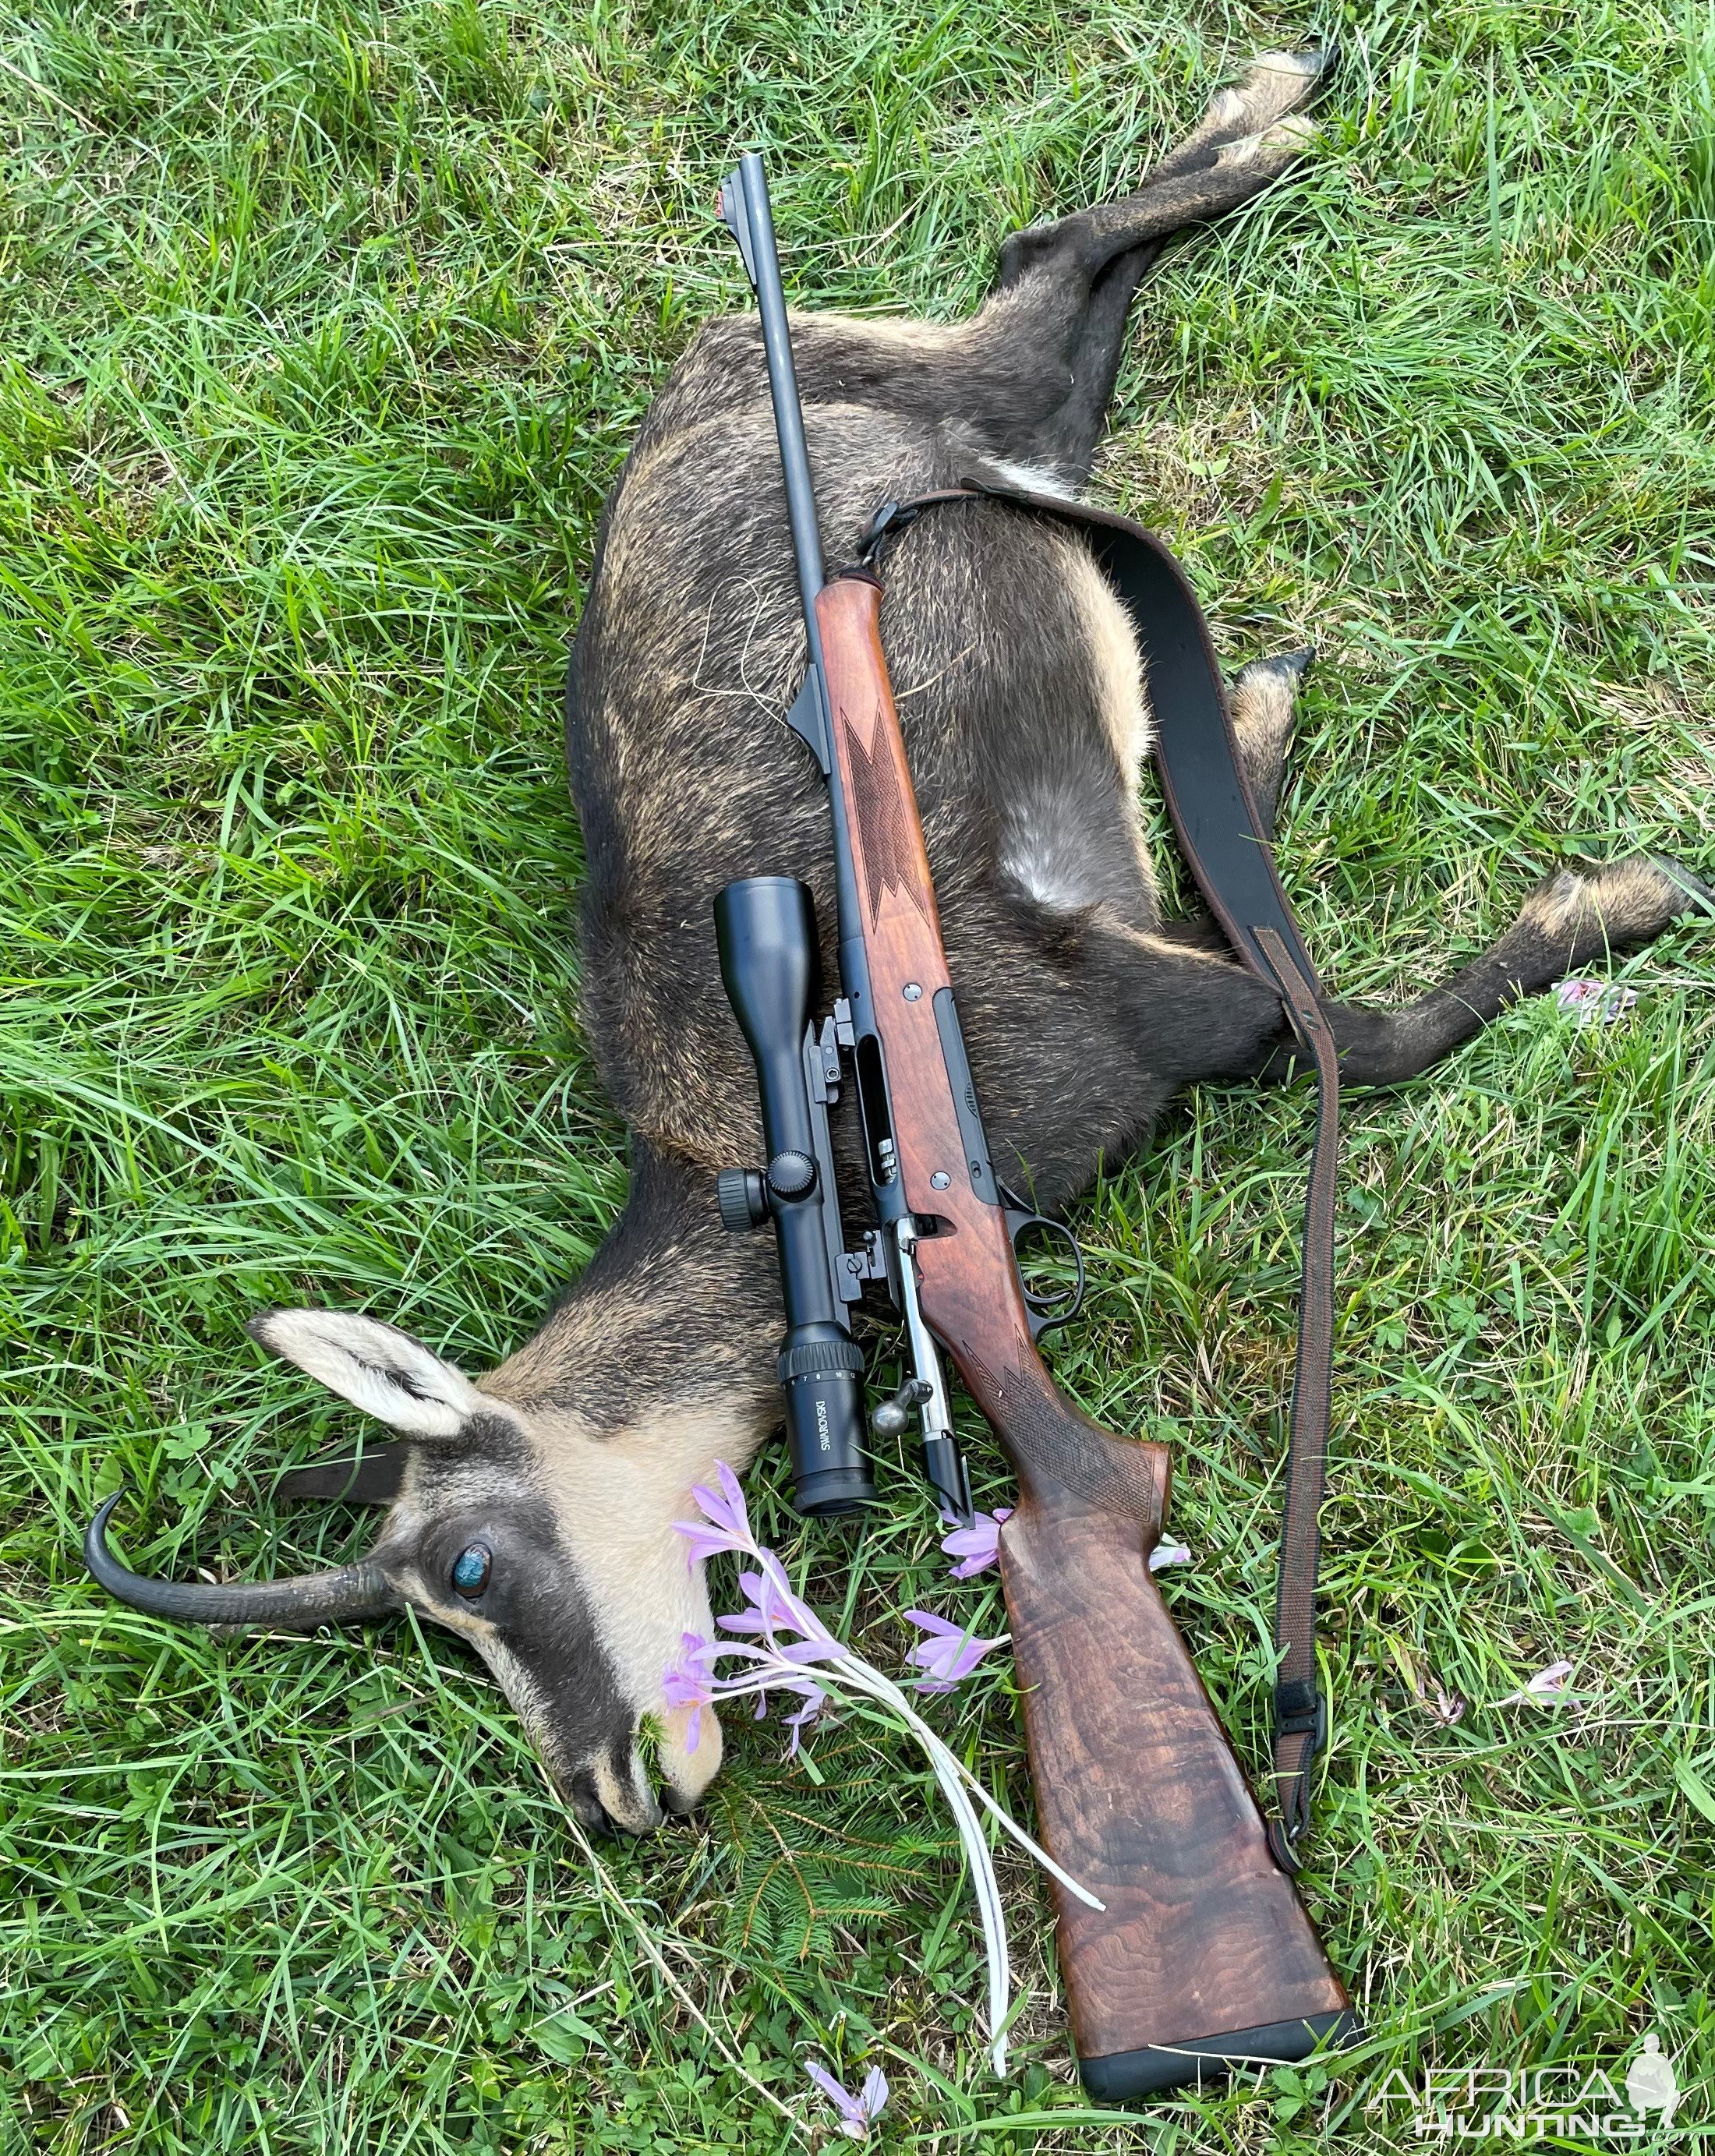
[715,875,877,1517]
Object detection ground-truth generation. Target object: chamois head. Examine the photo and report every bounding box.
[86,1309,729,1833]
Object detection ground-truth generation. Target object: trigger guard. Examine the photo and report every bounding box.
[1000,1193,1087,1339]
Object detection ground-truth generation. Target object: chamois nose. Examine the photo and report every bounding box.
[658,1697,723,1813]
[568,1758,664,1838]
[559,1702,719,1836]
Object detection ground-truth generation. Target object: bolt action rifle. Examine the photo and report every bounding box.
[711,153,1354,2098]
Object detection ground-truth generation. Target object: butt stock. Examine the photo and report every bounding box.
[1001,1488,1351,2093]
[817,569,1353,2094]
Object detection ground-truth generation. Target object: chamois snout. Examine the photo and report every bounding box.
[389,1478,721,1836]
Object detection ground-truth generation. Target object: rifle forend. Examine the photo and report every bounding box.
[815,568,1353,2095]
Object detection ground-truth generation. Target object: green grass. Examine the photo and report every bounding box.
[3,0,1713,2148]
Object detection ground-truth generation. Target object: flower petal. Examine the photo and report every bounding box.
[782,1685,826,1756]
[941,1507,1012,1578]
[663,1632,716,1710]
[904,1610,1005,1690]
[714,1458,751,1532]
[758,1553,835,1642]
[737,1567,809,1638]
[1148,1540,1193,1573]
[687,1486,735,1532]
[778,1635,844,1666]
[804,2061,868,2132]
[662,1667,706,1709]
[674,1518,744,1566]
[1496,1658,1582,1706]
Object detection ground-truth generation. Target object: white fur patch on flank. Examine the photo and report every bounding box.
[1063,545,1151,779]
[998,543,1155,911]
[986,458,1083,504]
[252,1309,487,1438]
[1004,810,1085,910]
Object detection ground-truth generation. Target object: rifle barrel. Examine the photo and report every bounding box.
[734,154,826,659]
[726,154,876,1055]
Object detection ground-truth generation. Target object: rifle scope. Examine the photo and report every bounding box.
[714,876,876,1516]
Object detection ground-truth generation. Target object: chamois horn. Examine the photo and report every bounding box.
[84,1490,398,1629]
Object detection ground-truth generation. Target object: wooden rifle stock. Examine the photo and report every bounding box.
[815,571,1351,2095]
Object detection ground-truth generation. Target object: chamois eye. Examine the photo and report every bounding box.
[451,1543,492,1599]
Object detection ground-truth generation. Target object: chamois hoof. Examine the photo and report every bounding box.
[1647,854,1715,921]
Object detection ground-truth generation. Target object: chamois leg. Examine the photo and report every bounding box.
[1311,857,1714,1086]
[985,49,1331,474]
[821,51,1328,479]
[988,854,1711,1206]
[1102,855,1711,1115]
[1229,649,1312,836]
[992,49,1331,295]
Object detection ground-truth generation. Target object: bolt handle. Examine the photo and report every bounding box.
[871,1377,932,1440]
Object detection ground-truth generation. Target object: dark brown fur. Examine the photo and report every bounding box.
[160,51,1707,1835]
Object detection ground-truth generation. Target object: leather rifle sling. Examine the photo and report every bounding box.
[858,482,1340,1868]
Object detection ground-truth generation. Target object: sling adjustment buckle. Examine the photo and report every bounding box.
[1273,1677,1326,1747]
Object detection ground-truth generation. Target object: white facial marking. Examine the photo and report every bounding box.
[526,1404,741,1801]
[256,1305,755,1820]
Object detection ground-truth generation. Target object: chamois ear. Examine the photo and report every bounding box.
[248,1310,486,1439]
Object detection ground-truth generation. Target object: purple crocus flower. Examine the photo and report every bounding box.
[722,1564,828,1645]
[663,1630,717,1752]
[656,1462,1099,2076]
[781,1685,826,1756]
[941,1507,1013,1579]
[804,2060,889,2139]
[902,1609,1005,1692]
[674,1516,742,1569]
[674,1459,755,1567]
[695,1458,749,1534]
